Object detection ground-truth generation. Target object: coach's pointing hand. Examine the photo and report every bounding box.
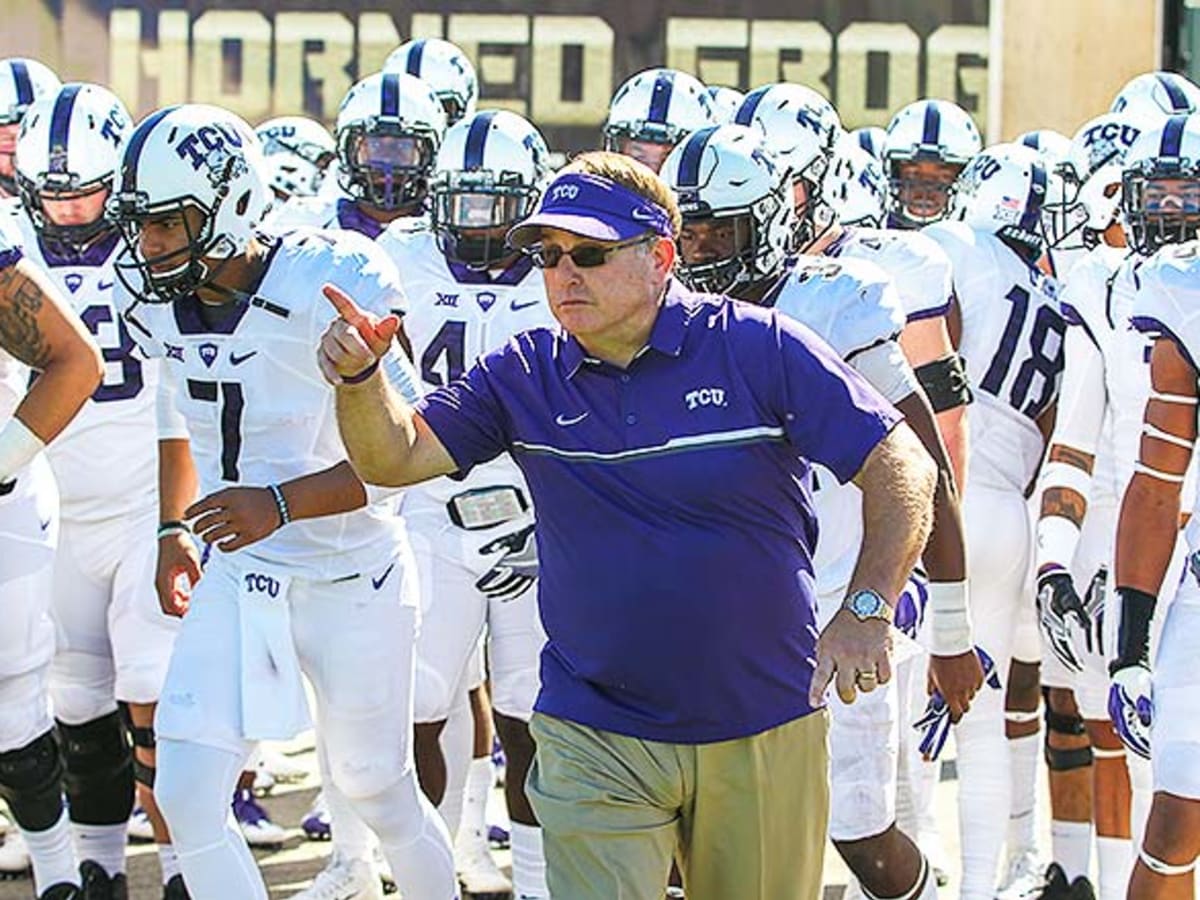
[318,282,400,385]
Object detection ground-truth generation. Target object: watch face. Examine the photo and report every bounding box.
[851,590,883,617]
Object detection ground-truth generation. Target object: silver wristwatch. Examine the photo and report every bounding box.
[843,588,893,624]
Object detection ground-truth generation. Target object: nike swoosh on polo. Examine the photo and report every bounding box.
[230,350,258,366]
[371,563,396,590]
[554,411,589,427]
[510,299,541,311]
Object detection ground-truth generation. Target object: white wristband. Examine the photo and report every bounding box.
[0,416,45,482]
[1036,515,1082,575]
[929,580,973,656]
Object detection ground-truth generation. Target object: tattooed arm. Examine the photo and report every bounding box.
[0,257,102,445]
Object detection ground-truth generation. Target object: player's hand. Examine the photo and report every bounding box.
[810,607,893,707]
[914,647,1000,760]
[318,283,400,385]
[928,648,985,722]
[186,487,282,553]
[155,531,202,617]
[1108,662,1153,759]
[1037,568,1089,672]
[476,522,539,601]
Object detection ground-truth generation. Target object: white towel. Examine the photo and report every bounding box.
[237,567,311,740]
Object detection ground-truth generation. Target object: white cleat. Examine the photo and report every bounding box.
[0,830,31,878]
[258,745,308,785]
[232,788,288,847]
[456,840,512,897]
[289,853,384,900]
[996,849,1047,900]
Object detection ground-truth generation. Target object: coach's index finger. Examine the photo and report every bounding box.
[323,282,392,355]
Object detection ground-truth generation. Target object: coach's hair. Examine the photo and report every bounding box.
[561,151,682,238]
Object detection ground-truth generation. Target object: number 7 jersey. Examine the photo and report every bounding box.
[925,221,1066,492]
[116,228,411,579]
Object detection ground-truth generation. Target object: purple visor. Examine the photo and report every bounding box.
[507,172,674,249]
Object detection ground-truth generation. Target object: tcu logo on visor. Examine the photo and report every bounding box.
[175,123,245,172]
[550,183,580,202]
[244,573,281,598]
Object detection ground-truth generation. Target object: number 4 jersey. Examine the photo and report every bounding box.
[377,225,555,503]
[925,221,1066,493]
[116,228,414,580]
[7,205,159,523]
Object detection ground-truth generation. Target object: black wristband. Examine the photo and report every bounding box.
[268,484,292,527]
[157,520,191,540]
[342,359,380,385]
[1109,586,1157,672]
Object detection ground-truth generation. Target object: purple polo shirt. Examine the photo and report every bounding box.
[417,280,902,743]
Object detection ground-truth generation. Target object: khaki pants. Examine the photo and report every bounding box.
[527,709,830,900]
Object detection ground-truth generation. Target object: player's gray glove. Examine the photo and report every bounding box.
[476,522,538,601]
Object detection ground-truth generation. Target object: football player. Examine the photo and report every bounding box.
[108,104,456,900]
[0,58,59,198]
[255,116,335,203]
[884,99,982,231]
[924,143,1066,900]
[383,38,478,128]
[602,68,716,173]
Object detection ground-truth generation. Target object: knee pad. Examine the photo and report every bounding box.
[119,702,157,789]
[0,729,65,831]
[1043,703,1092,772]
[57,709,135,825]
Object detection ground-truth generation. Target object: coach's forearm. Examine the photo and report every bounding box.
[850,423,938,602]
[334,371,420,487]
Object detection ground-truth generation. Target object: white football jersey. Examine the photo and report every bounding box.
[1059,245,1154,499]
[378,226,555,504]
[266,189,427,241]
[8,211,159,523]
[925,221,1065,493]
[825,226,954,322]
[766,254,908,601]
[116,229,412,580]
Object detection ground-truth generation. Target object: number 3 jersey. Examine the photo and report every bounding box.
[377,225,555,504]
[6,205,159,523]
[925,221,1066,493]
[116,228,414,580]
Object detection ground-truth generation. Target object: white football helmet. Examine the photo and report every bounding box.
[1110,72,1200,119]
[384,38,478,126]
[335,70,447,211]
[884,99,982,228]
[949,142,1049,257]
[1120,113,1200,255]
[108,105,272,302]
[0,58,60,195]
[660,124,793,295]
[1015,129,1071,167]
[1046,112,1148,250]
[849,126,887,162]
[705,86,745,125]
[603,68,716,171]
[15,82,130,253]
[734,83,840,250]
[431,109,550,269]
[255,116,334,201]
[825,138,887,228]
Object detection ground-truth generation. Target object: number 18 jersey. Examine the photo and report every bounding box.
[925,221,1066,493]
[378,226,555,503]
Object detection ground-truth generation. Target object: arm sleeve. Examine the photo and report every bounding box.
[156,362,189,441]
[771,312,903,483]
[1046,325,1107,457]
[850,339,923,405]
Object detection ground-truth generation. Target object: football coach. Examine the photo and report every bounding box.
[316,151,936,900]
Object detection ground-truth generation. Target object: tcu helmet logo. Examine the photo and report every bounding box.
[244,573,281,598]
[684,386,728,410]
[1082,121,1141,150]
[100,103,127,148]
[174,123,247,185]
[550,183,580,202]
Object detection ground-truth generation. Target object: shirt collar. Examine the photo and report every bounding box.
[557,278,690,379]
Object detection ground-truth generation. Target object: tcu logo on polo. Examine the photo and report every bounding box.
[685,387,728,410]
[174,123,244,172]
[245,573,281,598]
[550,183,579,202]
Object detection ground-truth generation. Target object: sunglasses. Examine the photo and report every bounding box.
[528,233,655,269]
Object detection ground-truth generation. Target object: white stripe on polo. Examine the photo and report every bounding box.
[512,424,786,463]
